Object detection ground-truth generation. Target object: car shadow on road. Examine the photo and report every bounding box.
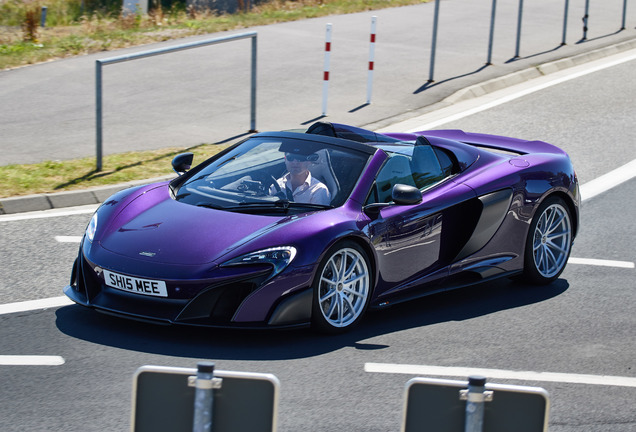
[55,278,568,361]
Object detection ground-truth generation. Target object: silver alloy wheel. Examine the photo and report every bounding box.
[532,202,572,279]
[317,247,370,328]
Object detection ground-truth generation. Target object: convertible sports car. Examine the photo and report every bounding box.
[64,122,580,333]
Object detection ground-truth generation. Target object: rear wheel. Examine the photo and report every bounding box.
[311,241,372,333]
[523,196,572,284]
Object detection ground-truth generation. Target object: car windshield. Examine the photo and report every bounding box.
[175,136,371,214]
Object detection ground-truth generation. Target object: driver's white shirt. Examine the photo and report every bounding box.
[272,172,331,206]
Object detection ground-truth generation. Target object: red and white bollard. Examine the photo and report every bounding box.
[367,16,377,104]
[322,23,332,116]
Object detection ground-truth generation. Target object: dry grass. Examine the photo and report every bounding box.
[0,143,229,198]
[1,0,428,70]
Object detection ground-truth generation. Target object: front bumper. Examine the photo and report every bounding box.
[64,243,314,329]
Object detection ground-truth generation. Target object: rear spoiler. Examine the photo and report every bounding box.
[412,130,567,156]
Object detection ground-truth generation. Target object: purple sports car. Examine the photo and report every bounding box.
[64,122,580,333]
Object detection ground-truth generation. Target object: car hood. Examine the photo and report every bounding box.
[98,186,291,265]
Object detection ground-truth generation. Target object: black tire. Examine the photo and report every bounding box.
[523,196,573,284]
[311,241,372,334]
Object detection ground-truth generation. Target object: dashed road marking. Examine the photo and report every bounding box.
[568,257,634,269]
[579,159,636,202]
[0,355,65,366]
[55,236,83,243]
[0,296,73,316]
[0,205,97,223]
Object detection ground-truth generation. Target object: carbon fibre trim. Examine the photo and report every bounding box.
[267,287,312,326]
[455,189,513,261]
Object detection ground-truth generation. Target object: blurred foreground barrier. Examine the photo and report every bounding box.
[132,363,279,432]
[402,376,549,432]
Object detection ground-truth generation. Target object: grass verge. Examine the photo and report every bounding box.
[0,143,229,198]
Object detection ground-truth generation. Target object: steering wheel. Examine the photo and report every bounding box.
[268,175,286,199]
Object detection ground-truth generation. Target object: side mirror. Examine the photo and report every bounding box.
[172,152,194,175]
[392,184,422,205]
[363,184,422,218]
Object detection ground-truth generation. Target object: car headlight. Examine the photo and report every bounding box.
[86,212,98,242]
[221,246,297,279]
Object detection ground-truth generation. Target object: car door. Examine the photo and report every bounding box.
[365,145,476,295]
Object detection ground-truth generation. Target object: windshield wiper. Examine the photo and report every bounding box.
[239,200,332,210]
[240,199,291,208]
[286,202,333,210]
[196,202,224,210]
[197,200,332,213]
[195,201,287,212]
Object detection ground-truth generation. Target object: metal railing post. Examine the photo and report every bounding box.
[94,32,257,171]
[621,0,627,30]
[250,35,257,133]
[486,0,497,65]
[514,0,524,59]
[428,0,441,82]
[582,0,590,41]
[95,60,103,172]
[561,0,570,45]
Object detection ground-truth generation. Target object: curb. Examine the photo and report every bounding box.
[362,37,636,131]
[2,38,636,215]
[444,38,636,104]
[0,175,173,215]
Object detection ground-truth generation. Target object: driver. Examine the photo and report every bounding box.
[271,153,331,206]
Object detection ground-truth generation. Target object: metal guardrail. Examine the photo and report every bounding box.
[428,0,632,82]
[95,31,257,171]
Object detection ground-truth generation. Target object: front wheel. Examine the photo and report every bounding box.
[523,196,573,284]
[311,241,372,333]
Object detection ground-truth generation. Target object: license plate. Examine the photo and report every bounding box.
[103,270,168,298]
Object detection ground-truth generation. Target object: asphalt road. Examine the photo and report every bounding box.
[1,0,635,165]
[0,51,635,431]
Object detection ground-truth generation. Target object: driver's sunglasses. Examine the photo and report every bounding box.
[285,153,309,162]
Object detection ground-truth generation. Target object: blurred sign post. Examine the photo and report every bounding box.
[402,376,549,432]
[132,364,279,432]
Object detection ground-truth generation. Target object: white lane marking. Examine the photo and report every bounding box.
[0,259,630,316]
[2,253,630,316]
[378,49,636,133]
[579,159,636,201]
[568,257,634,269]
[0,205,98,223]
[0,355,65,366]
[364,363,636,388]
[55,236,83,243]
[0,296,74,316]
